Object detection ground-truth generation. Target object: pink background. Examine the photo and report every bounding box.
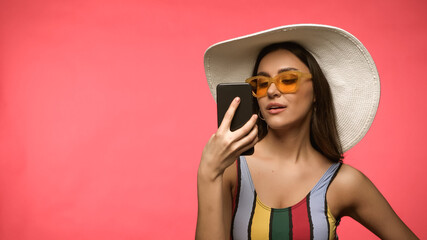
[1,0,426,239]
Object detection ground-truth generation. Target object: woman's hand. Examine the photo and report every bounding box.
[199,97,258,181]
[196,97,258,240]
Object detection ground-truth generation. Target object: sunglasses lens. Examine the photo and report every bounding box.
[278,72,298,93]
[248,77,268,97]
[255,78,269,97]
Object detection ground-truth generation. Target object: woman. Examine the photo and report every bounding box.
[196,24,418,240]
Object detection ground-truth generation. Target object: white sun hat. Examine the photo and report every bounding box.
[203,24,380,152]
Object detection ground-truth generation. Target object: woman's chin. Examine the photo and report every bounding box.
[265,120,294,131]
[265,117,309,132]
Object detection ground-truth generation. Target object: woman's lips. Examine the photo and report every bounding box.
[267,107,286,114]
[266,103,287,114]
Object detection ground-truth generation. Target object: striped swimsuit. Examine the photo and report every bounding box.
[231,156,342,240]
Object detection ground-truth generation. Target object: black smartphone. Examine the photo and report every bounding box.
[217,82,255,155]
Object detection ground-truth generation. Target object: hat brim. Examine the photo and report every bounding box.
[204,24,380,152]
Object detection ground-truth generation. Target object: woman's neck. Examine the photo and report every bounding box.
[254,117,316,165]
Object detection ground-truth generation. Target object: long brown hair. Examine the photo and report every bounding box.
[252,42,343,162]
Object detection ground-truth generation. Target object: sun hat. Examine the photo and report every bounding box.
[203,24,380,152]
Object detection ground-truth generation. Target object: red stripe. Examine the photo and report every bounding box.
[232,160,239,213]
[291,197,311,239]
[230,160,240,240]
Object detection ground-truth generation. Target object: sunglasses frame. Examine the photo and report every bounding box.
[245,70,312,98]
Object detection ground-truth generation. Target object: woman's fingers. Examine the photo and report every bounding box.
[239,136,259,156]
[200,117,258,178]
[235,124,258,154]
[217,97,258,145]
[218,97,240,132]
[232,114,258,141]
[202,98,259,173]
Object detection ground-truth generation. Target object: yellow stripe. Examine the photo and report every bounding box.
[327,207,337,240]
[251,197,271,240]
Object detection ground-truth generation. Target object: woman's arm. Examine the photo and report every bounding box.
[196,167,229,240]
[196,161,236,240]
[196,97,258,240]
[329,164,418,240]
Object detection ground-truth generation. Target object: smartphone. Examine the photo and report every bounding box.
[217,83,255,155]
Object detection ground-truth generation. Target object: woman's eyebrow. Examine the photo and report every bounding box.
[256,72,270,77]
[257,68,298,77]
[278,67,298,74]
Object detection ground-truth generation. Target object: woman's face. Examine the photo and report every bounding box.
[257,49,314,130]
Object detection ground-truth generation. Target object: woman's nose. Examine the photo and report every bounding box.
[267,82,281,98]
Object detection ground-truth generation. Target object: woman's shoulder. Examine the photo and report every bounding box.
[334,163,369,185]
[328,163,377,217]
[330,163,375,197]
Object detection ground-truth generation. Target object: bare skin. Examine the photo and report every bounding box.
[196,50,418,240]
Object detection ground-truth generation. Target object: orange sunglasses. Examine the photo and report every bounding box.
[245,70,312,98]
